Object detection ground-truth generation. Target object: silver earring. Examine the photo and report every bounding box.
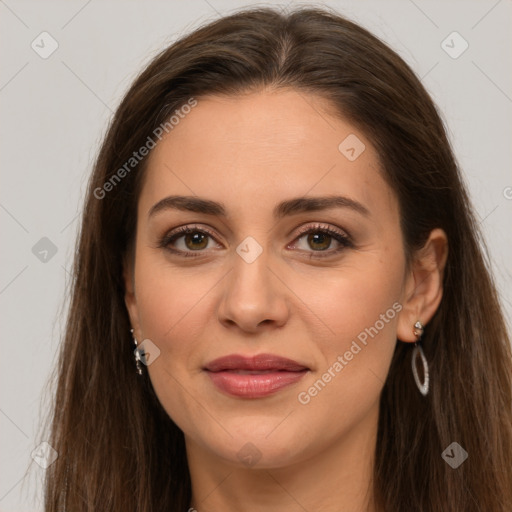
[130,329,143,376]
[411,321,429,396]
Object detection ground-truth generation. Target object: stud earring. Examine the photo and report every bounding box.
[411,321,429,396]
[130,328,144,376]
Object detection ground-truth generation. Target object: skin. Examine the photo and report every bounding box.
[124,88,448,512]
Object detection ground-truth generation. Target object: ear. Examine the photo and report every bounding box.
[397,228,448,343]
[123,252,141,340]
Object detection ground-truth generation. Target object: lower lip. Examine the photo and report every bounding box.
[206,370,308,398]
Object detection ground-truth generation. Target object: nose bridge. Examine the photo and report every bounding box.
[232,243,271,296]
[217,238,289,331]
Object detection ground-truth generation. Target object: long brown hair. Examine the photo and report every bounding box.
[41,6,512,511]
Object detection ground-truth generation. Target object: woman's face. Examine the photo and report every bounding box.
[125,89,412,469]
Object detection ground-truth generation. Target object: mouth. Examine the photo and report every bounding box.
[204,354,310,398]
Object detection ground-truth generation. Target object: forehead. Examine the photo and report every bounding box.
[140,89,397,223]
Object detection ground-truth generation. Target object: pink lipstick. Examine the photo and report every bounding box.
[204,353,309,398]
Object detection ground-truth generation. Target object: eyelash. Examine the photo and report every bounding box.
[158,223,354,259]
[292,224,353,258]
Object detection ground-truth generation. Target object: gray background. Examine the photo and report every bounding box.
[1,1,511,510]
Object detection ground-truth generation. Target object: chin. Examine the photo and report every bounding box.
[194,420,313,470]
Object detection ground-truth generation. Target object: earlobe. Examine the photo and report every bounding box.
[397,228,448,342]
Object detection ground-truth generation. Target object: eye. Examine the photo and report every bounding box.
[288,223,353,258]
[159,225,221,257]
[159,223,353,259]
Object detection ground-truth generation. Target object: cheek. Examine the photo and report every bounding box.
[293,247,405,350]
[134,257,212,353]
[291,247,404,410]
[290,259,403,435]
[132,254,217,430]
[329,272,401,348]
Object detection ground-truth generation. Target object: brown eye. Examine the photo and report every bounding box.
[183,232,209,250]
[289,224,353,258]
[159,225,221,256]
[306,232,333,251]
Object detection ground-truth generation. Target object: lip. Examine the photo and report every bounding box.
[204,354,310,398]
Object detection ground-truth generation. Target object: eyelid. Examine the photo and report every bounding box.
[167,223,219,241]
[291,222,351,241]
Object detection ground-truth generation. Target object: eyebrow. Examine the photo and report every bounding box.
[148,194,370,219]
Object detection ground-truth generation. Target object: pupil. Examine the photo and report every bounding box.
[308,232,331,251]
[186,232,207,250]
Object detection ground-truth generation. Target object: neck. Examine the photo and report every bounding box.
[186,405,379,512]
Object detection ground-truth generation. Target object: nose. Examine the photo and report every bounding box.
[217,248,290,334]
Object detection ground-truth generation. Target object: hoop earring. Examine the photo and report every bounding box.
[411,321,429,396]
[130,328,144,376]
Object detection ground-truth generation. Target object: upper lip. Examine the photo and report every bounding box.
[204,353,309,372]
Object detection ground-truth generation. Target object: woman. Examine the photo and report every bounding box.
[42,6,512,511]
